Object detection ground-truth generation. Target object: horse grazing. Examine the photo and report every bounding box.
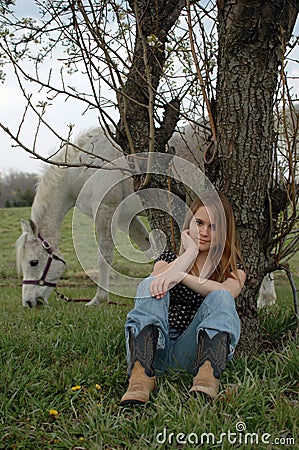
[16,124,277,308]
[16,128,150,307]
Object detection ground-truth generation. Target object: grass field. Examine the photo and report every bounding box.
[0,207,298,449]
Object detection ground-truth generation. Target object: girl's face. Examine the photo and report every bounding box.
[189,205,214,253]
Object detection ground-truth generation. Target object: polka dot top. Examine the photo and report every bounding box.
[156,250,205,332]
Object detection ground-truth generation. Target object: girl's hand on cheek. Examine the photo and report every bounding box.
[181,229,199,253]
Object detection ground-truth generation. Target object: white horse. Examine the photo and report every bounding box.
[16,128,151,307]
[16,124,277,308]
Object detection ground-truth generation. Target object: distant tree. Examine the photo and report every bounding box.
[0,171,38,207]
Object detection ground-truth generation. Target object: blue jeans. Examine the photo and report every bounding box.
[125,276,241,374]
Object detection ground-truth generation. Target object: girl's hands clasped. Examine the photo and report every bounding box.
[149,229,199,299]
[149,269,185,299]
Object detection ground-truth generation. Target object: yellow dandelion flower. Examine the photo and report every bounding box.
[79,437,84,441]
[71,385,82,391]
[49,409,59,416]
[95,384,101,390]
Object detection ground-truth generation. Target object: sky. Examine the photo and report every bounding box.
[0,1,298,175]
[0,62,100,174]
[0,0,101,175]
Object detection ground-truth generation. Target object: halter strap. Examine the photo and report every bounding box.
[22,234,66,287]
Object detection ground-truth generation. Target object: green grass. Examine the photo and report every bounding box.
[0,207,298,449]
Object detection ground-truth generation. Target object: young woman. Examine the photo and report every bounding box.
[120,191,246,405]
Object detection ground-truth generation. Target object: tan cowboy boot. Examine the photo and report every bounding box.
[120,361,156,405]
[120,325,158,406]
[190,330,229,400]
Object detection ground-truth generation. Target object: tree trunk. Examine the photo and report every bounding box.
[115,0,185,247]
[207,0,299,354]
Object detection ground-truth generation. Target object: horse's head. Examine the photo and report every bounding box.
[16,219,66,307]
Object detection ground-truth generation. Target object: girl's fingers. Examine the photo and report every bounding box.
[150,278,161,297]
[150,276,167,298]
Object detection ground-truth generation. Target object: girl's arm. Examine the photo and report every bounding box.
[150,247,198,298]
[151,247,197,276]
[181,270,247,298]
[150,231,199,298]
[151,229,199,277]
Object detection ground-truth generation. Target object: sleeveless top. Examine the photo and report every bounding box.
[156,250,205,332]
[156,250,244,333]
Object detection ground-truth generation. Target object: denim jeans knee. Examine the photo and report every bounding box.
[125,277,170,366]
[125,281,241,371]
[198,289,240,360]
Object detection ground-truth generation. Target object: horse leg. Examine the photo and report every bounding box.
[257,273,276,308]
[86,205,115,306]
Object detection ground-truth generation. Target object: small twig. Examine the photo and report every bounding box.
[186,0,217,163]
[0,122,137,173]
[134,0,155,188]
[278,263,299,338]
[167,167,177,254]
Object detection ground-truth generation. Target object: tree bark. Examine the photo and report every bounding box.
[116,0,184,152]
[208,0,299,354]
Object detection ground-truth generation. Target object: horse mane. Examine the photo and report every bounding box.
[32,128,101,224]
[15,233,27,276]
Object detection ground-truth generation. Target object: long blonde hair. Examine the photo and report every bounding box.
[180,191,243,282]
